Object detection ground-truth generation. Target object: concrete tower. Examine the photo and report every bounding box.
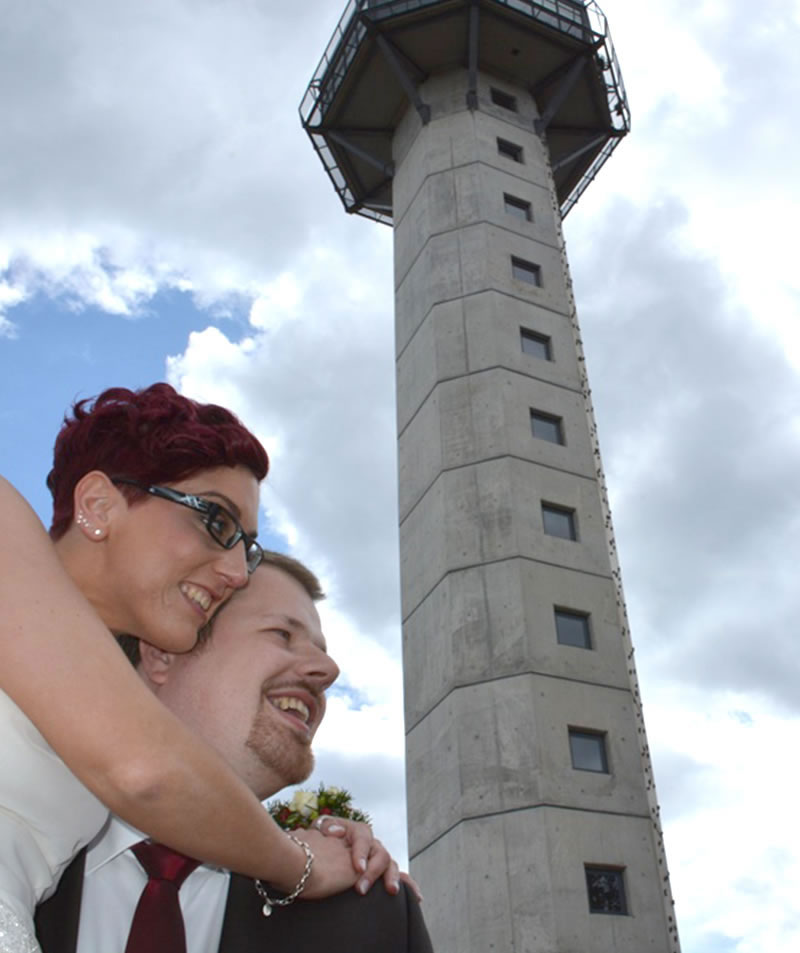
[302,3,679,951]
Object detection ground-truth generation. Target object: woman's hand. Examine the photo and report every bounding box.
[290,828,358,899]
[309,816,423,901]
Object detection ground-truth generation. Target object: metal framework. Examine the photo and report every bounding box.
[299,0,630,222]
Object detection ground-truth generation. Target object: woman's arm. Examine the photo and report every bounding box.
[0,477,354,896]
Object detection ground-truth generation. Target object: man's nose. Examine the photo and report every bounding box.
[301,644,340,690]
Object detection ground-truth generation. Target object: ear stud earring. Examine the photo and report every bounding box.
[76,513,103,538]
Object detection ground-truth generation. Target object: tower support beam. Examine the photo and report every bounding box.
[326,129,395,176]
[360,14,431,125]
[552,132,609,171]
[534,53,589,133]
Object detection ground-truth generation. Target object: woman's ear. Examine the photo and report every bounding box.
[71,471,123,540]
[138,641,177,686]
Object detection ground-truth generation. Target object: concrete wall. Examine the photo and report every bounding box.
[411,810,674,953]
[396,70,677,953]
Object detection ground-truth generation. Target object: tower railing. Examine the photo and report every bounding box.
[300,0,629,219]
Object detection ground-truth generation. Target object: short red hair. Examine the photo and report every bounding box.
[48,383,269,540]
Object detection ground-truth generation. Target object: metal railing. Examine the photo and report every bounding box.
[299,0,630,219]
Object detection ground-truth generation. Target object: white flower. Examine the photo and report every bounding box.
[290,790,318,817]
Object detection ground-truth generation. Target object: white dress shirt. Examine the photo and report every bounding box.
[76,817,231,953]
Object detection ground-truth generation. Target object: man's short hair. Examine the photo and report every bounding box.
[254,550,325,602]
[117,550,324,666]
[48,383,269,540]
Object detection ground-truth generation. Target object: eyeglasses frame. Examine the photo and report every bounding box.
[111,477,264,573]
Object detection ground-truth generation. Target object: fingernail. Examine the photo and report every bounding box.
[359,858,367,872]
[391,879,400,894]
[328,824,345,833]
[358,878,370,894]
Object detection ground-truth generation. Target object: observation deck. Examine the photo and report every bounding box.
[300,0,629,223]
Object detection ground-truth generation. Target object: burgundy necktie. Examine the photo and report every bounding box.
[125,842,201,953]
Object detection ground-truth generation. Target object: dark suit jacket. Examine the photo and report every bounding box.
[36,850,434,953]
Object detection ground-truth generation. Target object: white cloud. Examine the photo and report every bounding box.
[0,281,25,337]
[167,227,399,641]
[647,692,800,953]
[0,0,359,310]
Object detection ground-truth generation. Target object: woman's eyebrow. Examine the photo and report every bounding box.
[194,490,242,519]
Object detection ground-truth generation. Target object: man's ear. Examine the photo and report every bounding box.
[138,641,177,687]
[72,470,124,541]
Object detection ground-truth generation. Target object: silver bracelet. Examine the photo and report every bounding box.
[254,833,314,917]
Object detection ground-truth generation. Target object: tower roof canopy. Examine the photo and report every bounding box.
[300,0,630,222]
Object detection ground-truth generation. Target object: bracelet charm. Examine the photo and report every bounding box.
[254,833,314,917]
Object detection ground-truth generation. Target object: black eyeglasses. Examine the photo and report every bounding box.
[113,478,263,574]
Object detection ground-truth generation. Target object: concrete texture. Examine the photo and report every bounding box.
[396,67,678,952]
[410,810,675,953]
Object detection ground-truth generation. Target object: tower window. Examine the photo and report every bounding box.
[504,193,532,222]
[585,866,628,915]
[530,409,563,445]
[542,503,577,540]
[497,138,523,162]
[491,87,518,111]
[569,729,609,773]
[511,257,541,286]
[554,608,592,648]
[520,328,551,360]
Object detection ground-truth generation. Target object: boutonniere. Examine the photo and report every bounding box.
[268,783,371,830]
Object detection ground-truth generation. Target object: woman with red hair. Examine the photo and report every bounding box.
[0,385,376,953]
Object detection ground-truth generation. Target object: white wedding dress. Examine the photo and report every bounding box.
[0,690,106,953]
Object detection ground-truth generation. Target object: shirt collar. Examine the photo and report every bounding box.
[84,816,144,875]
[84,816,226,876]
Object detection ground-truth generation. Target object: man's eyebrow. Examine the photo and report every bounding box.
[275,613,305,632]
[270,613,328,652]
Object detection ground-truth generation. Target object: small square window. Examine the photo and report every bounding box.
[497,137,523,162]
[503,193,532,222]
[569,729,608,773]
[530,409,563,445]
[520,328,551,360]
[554,608,591,648]
[491,87,518,111]
[511,257,541,286]
[542,503,576,540]
[585,866,628,915]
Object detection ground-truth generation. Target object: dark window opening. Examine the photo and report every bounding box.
[491,87,518,111]
[512,257,541,286]
[554,609,592,649]
[569,729,609,773]
[530,409,564,445]
[520,328,551,360]
[504,193,532,222]
[542,503,577,540]
[585,867,628,915]
[497,138,523,162]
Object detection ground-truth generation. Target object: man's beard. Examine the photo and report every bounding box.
[245,706,315,789]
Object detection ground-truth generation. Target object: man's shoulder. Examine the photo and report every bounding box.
[223,875,433,953]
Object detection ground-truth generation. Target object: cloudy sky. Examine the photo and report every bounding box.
[1,0,798,950]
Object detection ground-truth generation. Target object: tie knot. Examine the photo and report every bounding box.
[132,842,200,888]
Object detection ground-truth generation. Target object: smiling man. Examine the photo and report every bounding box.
[140,552,336,801]
[36,553,433,953]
